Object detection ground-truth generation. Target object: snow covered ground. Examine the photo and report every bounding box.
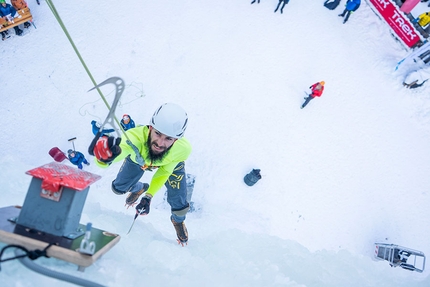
[1,0,430,286]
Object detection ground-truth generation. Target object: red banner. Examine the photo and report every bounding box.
[368,0,421,47]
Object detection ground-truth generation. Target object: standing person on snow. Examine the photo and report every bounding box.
[338,0,360,24]
[0,0,23,36]
[10,0,30,28]
[91,120,115,136]
[301,81,325,109]
[68,149,90,170]
[120,114,135,131]
[274,0,289,14]
[91,103,192,246]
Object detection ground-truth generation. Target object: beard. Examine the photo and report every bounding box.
[146,134,171,163]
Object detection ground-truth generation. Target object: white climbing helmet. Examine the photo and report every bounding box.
[149,103,188,138]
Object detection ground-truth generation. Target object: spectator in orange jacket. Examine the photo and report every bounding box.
[301,81,325,109]
[11,0,30,28]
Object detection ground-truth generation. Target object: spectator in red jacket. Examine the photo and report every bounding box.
[301,81,325,109]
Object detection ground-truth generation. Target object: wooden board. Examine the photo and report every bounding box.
[0,206,120,268]
[0,8,33,33]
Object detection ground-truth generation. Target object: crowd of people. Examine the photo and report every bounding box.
[252,0,361,22]
[0,0,31,40]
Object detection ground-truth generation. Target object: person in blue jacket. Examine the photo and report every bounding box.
[120,114,135,131]
[91,120,115,136]
[338,0,361,24]
[0,0,23,36]
[68,149,90,170]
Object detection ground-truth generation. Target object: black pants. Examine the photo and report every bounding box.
[340,9,352,23]
[112,156,190,223]
[301,95,314,108]
[13,26,22,35]
[274,0,289,13]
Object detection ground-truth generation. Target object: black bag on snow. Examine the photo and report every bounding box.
[324,0,341,10]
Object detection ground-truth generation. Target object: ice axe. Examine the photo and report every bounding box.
[68,137,77,151]
[87,77,145,167]
[87,77,124,156]
[126,213,139,235]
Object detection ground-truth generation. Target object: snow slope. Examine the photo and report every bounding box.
[0,0,429,286]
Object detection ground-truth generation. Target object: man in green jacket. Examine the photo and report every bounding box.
[92,103,192,246]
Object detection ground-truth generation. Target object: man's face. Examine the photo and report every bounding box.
[149,127,176,155]
[123,116,130,124]
[146,127,176,163]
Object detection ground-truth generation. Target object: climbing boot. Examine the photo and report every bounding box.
[125,183,149,206]
[171,217,188,245]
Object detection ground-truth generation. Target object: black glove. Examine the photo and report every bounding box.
[93,136,122,165]
[136,195,152,215]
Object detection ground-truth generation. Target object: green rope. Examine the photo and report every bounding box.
[45,0,128,137]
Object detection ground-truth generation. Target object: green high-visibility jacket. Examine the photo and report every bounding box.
[98,125,191,196]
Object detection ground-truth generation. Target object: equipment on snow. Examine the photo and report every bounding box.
[17,162,100,237]
[0,162,120,272]
[78,223,96,255]
[1,206,120,272]
[244,169,262,186]
[403,68,430,89]
[48,147,68,162]
[374,243,426,273]
[324,0,340,10]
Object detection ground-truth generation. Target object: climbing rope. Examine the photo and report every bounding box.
[44,0,134,143]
